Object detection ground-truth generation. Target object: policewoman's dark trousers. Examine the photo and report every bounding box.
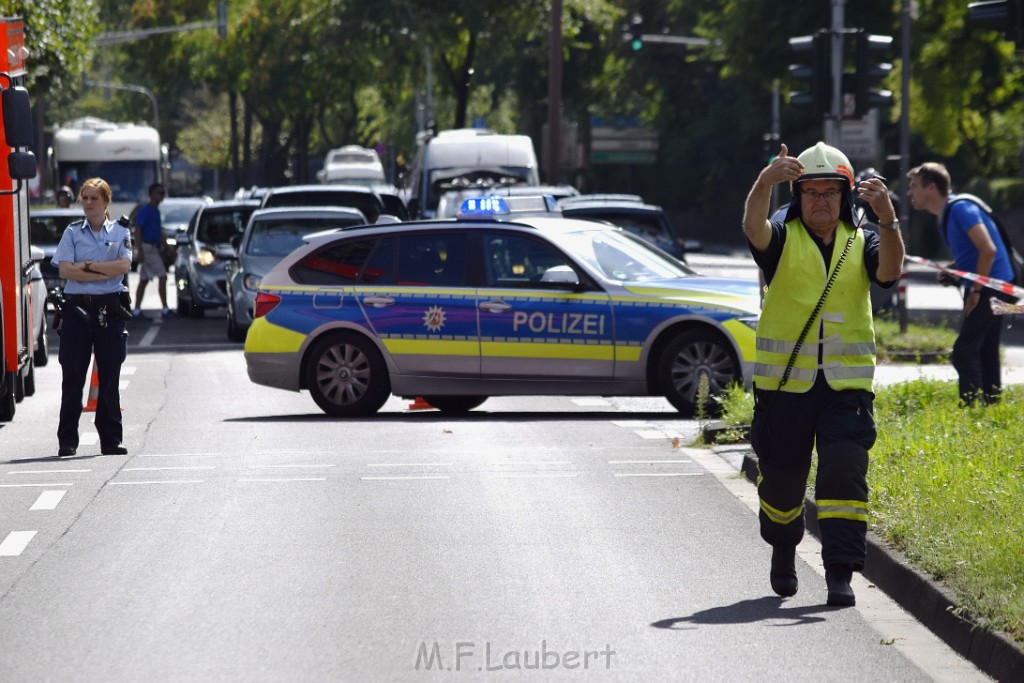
[57,301,127,450]
[952,288,1012,405]
[751,374,876,571]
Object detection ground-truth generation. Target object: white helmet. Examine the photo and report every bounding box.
[796,141,855,188]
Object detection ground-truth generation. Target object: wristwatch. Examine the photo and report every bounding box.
[878,219,900,232]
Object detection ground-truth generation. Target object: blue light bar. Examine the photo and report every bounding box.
[457,196,510,220]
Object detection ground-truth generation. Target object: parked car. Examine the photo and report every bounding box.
[557,195,695,262]
[243,201,760,417]
[129,195,213,243]
[29,207,85,293]
[259,184,386,223]
[370,183,409,220]
[28,246,48,373]
[224,207,369,342]
[173,200,260,318]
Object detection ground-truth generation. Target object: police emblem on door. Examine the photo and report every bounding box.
[423,305,446,332]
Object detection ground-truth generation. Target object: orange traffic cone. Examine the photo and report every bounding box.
[83,356,100,412]
[407,396,434,410]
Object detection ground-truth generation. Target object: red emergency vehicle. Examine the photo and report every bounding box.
[0,16,39,421]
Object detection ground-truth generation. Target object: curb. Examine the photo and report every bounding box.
[739,449,1024,682]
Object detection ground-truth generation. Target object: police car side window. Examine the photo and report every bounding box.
[292,238,378,285]
[396,233,467,287]
[484,233,571,288]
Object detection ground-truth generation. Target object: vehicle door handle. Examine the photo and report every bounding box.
[479,300,512,313]
[362,296,395,308]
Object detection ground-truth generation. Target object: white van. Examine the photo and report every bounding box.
[405,128,539,218]
[317,145,385,186]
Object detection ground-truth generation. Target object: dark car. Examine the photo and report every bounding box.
[173,200,260,318]
[259,184,386,223]
[29,207,86,293]
[557,195,694,262]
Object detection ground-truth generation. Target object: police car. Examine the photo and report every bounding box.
[243,198,760,416]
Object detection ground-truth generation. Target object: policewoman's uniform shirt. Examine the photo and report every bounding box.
[51,218,133,295]
[945,197,1015,284]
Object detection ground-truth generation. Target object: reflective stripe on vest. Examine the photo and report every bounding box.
[754,220,875,393]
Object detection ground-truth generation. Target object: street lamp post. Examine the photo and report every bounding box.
[82,78,159,130]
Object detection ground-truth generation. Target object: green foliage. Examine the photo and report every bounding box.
[0,0,98,103]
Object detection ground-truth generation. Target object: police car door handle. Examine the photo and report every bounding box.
[479,299,512,313]
[362,295,395,308]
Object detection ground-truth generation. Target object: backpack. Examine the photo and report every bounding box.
[942,193,1024,287]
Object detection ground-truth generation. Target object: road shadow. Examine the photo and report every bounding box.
[652,597,842,630]
[223,410,685,424]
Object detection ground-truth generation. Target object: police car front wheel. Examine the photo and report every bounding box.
[658,328,739,416]
[306,332,390,417]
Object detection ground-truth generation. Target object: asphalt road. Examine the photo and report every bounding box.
[0,284,993,681]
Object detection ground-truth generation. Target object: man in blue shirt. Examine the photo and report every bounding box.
[907,162,1017,404]
[51,178,133,456]
[133,182,171,318]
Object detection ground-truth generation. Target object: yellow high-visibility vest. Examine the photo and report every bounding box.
[754,219,875,393]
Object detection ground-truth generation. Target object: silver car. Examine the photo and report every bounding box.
[224,207,368,342]
[174,200,259,318]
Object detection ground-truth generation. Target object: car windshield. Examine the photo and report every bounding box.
[198,209,254,244]
[31,213,83,245]
[246,217,364,257]
[161,201,207,224]
[556,229,695,282]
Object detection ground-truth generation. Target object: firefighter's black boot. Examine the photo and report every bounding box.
[770,545,798,597]
[825,566,855,607]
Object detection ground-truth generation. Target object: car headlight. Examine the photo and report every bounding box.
[737,315,759,331]
[243,273,262,291]
[197,248,216,266]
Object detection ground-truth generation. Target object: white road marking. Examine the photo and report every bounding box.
[118,381,129,390]
[636,430,670,439]
[138,324,159,346]
[0,531,37,556]
[607,459,692,465]
[0,483,75,488]
[123,466,216,471]
[30,491,67,511]
[121,366,137,375]
[366,462,453,468]
[361,475,450,481]
[8,469,91,475]
[613,472,702,478]
[486,473,578,479]
[238,477,327,483]
[250,464,336,469]
[107,480,204,486]
[571,398,611,406]
[485,460,572,466]
[80,433,99,446]
[138,453,220,458]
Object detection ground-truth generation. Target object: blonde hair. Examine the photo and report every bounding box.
[78,177,113,219]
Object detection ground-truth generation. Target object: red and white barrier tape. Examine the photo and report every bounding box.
[904,255,1023,315]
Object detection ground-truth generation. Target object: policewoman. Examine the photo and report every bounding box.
[51,178,133,457]
[742,142,904,606]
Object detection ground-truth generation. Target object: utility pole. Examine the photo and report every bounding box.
[825,0,846,144]
[546,0,563,184]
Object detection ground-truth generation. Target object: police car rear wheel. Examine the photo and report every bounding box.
[659,329,739,416]
[421,396,488,413]
[306,333,390,417]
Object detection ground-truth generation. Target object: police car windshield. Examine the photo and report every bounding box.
[558,230,694,282]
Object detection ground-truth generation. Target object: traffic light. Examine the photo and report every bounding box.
[854,31,893,118]
[967,0,1024,48]
[788,30,831,116]
[624,13,644,51]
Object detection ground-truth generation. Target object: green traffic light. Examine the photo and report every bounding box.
[631,38,643,51]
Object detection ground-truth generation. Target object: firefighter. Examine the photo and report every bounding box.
[50,178,133,457]
[741,142,904,606]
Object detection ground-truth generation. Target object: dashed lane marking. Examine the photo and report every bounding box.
[238,477,327,483]
[0,483,75,488]
[80,433,99,446]
[607,460,692,465]
[250,464,336,469]
[366,462,453,468]
[635,430,672,439]
[0,531,37,556]
[30,491,67,511]
[485,460,572,466]
[7,469,91,475]
[572,398,611,406]
[485,473,578,479]
[121,366,137,375]
[361,475,451,481]
[107,480,204,486]
[123,466,216,472]
[613,472,702,478]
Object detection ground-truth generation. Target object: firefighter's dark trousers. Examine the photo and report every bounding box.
[750,374,875,571]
